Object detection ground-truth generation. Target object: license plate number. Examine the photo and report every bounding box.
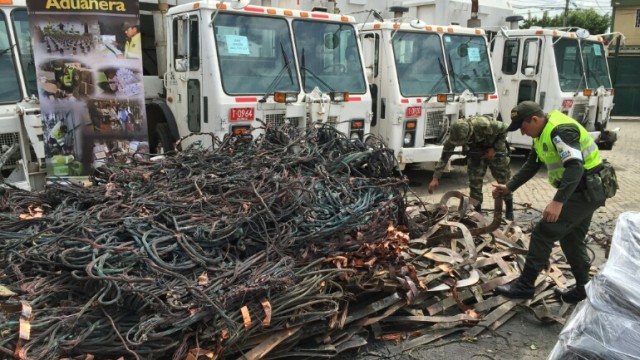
[230,108,255,121]
[406,106,422,117]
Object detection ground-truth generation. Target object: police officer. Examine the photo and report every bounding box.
[122,22,141,59]
[56,63,79,97]
[429,115,514,220]
[492,101,605,303]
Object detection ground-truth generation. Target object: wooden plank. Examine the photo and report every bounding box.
[382,314,474,323]
[426,289,474,316]
[488,311,517,331]
[237,325,302,360]
[495,256,515,275]
[400,328,464,352]
[473,295,510,313]
[345,293,403,325]
[545,265,568,288]
[464,300,521,338]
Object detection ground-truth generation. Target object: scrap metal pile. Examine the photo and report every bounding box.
[0,126,585,359]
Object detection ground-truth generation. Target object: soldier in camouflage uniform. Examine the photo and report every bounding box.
[428,115,514,220]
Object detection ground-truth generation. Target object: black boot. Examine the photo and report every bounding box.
[495,278,535,299]
[505,199,514,221]
[495,266,537,299]
[554,285,586,303]
[474,203,482,212]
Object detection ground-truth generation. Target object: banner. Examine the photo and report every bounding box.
[27,0,148,180]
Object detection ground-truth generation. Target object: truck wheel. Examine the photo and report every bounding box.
[153,123,174,154]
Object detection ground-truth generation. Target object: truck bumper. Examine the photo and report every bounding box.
[397,146,461,170]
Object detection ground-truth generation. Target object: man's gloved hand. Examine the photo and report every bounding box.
[428,178,439,194]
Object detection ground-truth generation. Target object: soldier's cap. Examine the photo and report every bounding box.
[507,101,542,131]
[448,120,472,145]
[122,21,138,30]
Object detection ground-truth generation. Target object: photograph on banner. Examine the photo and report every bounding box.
[37,58,93,101]
[31,15,142,62]
[95,66,143,97]
[41,102,90,178]
[27,0,148,181]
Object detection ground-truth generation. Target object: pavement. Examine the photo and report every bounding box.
[345,119,639,360]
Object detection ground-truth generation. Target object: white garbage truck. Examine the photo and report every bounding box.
[358,11,500,169]
[0,0,373,190]
[490,20,618,150]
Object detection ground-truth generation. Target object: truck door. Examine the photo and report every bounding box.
[169,13,203,142]
[498,37,542,148]
[360,33,381,128]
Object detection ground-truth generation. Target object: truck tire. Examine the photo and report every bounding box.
[153,123,174,154]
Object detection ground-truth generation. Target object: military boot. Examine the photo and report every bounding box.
[495,266,537,299]
[554,285,587,303]
[504,199,514,221]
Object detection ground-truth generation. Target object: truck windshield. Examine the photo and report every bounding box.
[393,31,449,97]
[0,12,22,103]
[581,40,612,89]
[554,37,587,92]
[12,9,37,98]
[443,34,495,94]
[213,13,299,95]
[293,20,366,94]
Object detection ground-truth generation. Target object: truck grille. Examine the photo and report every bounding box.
[265,114,301,128]
[0,132,20,169]
[572,103,588,125]
[424,110,448,144]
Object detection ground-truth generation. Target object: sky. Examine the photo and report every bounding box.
[510,0,612,19]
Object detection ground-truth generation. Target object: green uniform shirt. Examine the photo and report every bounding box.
[433,117,509,179]
[506,121,586,203]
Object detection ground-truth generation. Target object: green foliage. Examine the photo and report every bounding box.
[521,9,611,35]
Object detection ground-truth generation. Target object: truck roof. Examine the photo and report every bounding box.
[168,1,357,23]
[359,21,485,35]
[500,28,605,43]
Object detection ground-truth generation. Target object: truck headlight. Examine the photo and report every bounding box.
[330,92,349,102]
[274,92,298,103]
[350,119,364,141]
[403,120,416,147]
[403,132,413,146]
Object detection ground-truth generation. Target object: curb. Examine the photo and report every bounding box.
[611,117,640,122]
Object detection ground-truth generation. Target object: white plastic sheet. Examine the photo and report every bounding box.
[549,212,640,360]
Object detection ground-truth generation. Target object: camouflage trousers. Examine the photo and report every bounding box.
[467,156,512,206]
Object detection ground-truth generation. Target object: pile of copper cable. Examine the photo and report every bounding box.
[0,125,589,359]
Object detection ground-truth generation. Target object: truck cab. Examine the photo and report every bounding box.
[151,1,372,150]
[359,20,499,169]
[0,1,46,190]
[491,27,618,150]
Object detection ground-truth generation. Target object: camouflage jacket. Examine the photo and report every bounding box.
[433,116,509,179]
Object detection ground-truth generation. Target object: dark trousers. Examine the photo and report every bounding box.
[526,191,603,286]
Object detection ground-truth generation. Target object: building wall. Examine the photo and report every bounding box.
[613,6,640,46]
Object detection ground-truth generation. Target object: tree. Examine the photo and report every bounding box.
[521,9,611,35]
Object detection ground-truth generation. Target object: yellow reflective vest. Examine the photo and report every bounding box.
[533,110,602,188]
[124,33,141,59]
